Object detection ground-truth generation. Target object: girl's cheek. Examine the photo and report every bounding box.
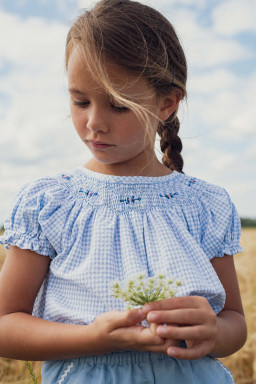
[73,114,87,131]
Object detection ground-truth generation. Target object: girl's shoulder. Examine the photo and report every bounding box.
[11,168,234,212]
[0,169,84,258]
[1,168,242,260]
[11,168,86,202]
[138,171,234,213]
[173,172,232,204]
[7,167,235,219]
[173,172,237,220]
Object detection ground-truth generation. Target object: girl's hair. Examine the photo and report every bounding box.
[66,0,187,173]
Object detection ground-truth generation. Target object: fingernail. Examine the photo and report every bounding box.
[168,348,177,356]
[157,325,166,335]
[147,313,156,321]
[143,304,151,312]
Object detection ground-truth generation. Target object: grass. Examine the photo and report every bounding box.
[0,228,255,383]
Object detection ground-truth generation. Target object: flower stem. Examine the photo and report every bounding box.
[25,361,38,384]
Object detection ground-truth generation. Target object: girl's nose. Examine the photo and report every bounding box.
[86,107,109,133]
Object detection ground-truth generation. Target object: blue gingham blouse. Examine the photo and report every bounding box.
[0,167,242,325]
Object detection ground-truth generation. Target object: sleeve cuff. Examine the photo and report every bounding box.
[215,243,243,258]
[0,230,56,259]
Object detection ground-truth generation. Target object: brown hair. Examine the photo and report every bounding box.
[66,0,187,173]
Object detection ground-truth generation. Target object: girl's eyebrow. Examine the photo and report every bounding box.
[68,87,87,95]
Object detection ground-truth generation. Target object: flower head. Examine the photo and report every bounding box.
[110,272,182,309]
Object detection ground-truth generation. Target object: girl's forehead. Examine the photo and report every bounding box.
[67,46,155,98]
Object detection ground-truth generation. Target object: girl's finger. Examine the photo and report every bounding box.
[121,324,164,347]
[147,308,213,325]
[143,338,180,353]
[150,322,158,334]
[156,324,215,341]
[138,326,165,346]
[167,342,211,360]
[143,296,209,313]
[103,309,145,330]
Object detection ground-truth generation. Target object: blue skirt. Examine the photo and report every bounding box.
[41,351,234,384]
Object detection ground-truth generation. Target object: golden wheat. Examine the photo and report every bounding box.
[0,228,255,383]
[220,228,256,384]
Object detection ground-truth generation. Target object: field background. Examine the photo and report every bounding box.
[0,228,255,383]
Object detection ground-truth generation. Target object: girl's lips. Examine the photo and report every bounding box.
[88,141,113,150]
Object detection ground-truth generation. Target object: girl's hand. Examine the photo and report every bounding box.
[143,296,218,360]
[90,309,178,354]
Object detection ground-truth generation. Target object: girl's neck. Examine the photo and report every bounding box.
[84,158,173,177]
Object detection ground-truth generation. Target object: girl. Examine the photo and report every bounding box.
[0,0,247,383]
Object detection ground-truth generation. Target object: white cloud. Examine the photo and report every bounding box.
[0,8,91,222]
[244,142,256,161]
[0,12,67,67]
[173,0,205,7]
[196,69,256,141]
[212,0,256,35]
[229,106,256,140]
[172,9,253,69]
[180,142,256,217]
[0,10,70,157]
[77,0,96,9]
[55,0,80,20]
[181,57,256,146]
[189,69,236,93]
[207,151,235,174]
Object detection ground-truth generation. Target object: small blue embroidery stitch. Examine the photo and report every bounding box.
[120,196,141,204]
[79,188,98,197]
[160,192,178,199]
[62,175,71,180]
[187,178,196,186]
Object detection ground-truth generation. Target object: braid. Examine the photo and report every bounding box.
[157,113,184,173]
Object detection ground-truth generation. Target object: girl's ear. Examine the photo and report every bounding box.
[158,89,182,121]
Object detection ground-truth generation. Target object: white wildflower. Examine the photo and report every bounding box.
[110,272,183,309]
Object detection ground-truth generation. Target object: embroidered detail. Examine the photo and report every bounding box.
[79,188,98,197]
[62,175,71,180]
[187,178,196,186]
[58,362,74,384]
[160,192,178,199]
[120,196,142,204]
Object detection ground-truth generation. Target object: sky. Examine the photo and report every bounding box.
[0,0,255,225]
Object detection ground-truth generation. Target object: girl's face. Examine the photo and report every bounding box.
[67,47,175,176]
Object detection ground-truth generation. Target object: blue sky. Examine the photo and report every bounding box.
[0,0,256,224]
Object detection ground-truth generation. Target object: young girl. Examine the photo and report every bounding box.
[0,0,247,383]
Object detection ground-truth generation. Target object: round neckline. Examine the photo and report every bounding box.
[76,166,179,184]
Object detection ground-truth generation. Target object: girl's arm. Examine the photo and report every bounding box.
[142,254,247,360]
[0,246,167,360]
[207,254,247,358]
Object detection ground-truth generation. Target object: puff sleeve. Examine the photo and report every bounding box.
[0,178,59,259]
[199,182,243,260]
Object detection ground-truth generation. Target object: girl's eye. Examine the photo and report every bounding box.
[111,105,129,113]
[72,99,129,113]
[73,100,89,107]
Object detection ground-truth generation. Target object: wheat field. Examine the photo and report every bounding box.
[0,228,255,383]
